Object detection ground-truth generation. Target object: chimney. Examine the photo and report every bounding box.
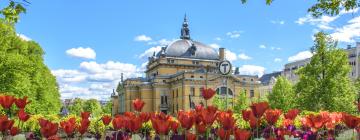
[219,48,225,60]
[121,73,124,83]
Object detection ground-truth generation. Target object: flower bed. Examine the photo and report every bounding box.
[1,89,359,140]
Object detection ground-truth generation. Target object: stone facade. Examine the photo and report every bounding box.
[112,16,261,115]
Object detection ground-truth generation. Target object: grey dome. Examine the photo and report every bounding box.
[162,39,219,60]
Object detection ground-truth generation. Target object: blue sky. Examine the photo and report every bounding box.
[10,0,360,100]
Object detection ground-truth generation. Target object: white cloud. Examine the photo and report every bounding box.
[138,46,163,59]
[226,31,242,38]
[225,50,238,62]
[17,33,31,41]
[209,43,221,49]
[271,20,285,25]
[296,14,338,30]
[51,69,87,83]
[238,65,266,77]
[288,51,313,62]
[331,16,360,42]
[296,8,359,33]
[274,58,282,62]
[215,37,222,41]
[53,60,143,100]
[134,35,152,42]
[66,47,96,59]
[238,53,252,60]
[339,8,359,15]
[271,47,281,50]
[259,45,266,49]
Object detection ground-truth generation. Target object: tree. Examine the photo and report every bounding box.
[267,76,296,112]
[0,19,61,114]
[233,91,250,113]
[83,99,102,117]
[295,32,357,113]
[68,98,84,116]
[211,95,232,111]
[102,100,113,114]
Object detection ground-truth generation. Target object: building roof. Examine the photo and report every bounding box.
[259,71,282,85]
[155,15,219,60]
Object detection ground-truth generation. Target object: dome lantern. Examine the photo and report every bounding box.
[180,14,190,40]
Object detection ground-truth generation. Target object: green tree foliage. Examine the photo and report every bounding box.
[267,76,296,111]
[212,95,233,111]
[102,100,112,114]
[295,32,357,113]
[0,19,61,114]
[233,91,249,113]
[241,0,359,17]
[0,1,27,23]
[83,99,102,117]
[68,98,84,116]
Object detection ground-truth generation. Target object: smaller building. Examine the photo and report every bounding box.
[258,71,282,97]
[283,58,310,83]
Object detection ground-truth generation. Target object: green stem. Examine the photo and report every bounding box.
[205,127,209,140]
[256,118,259,138]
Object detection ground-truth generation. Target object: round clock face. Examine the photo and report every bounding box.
[219,60,232,75]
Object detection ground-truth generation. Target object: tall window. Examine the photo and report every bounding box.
[250,90,254,98]
[216,87,233,96]
[161,95,168,104]
[190,87,195,96]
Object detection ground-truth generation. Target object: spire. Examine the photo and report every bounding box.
[180,14,190,40]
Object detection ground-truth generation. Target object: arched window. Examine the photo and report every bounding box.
[216,87,233,97]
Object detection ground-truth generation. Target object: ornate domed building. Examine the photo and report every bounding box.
[112,16,261,115]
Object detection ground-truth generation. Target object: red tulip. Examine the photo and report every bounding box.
[234,128,251,140]
[18,109,30,122]
[80,112,90,119]
[241,110,259,128]
[78,119,90,135]
[196,121,207,134]
[0,115,14,132]
[241,110,254,122]
[38,118,58,138]
[10,127,18,136]
[199,105,218,126]
[150,112,172,135]
[217,110,235,130]
[250,102,269,118]
[126,115,143,133]
[186,132,197,140]
[15,96,30,109]
[102,115,112,126]
[284,109,300,120]
[302,114,329,132]
[0,95,15,109]
[112,115,125,130]
[128,117,142,133]
[195,104,203,112]
[282,119,294,127]
[60,117,76,137]
[217,128,231,140]
[201,88,216,100]
[132,98,145,112]
[170,121,179,134]
[264,109,282,125]
[139,112,150,123]
[177,110,195,130]
[342,113,360,129]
